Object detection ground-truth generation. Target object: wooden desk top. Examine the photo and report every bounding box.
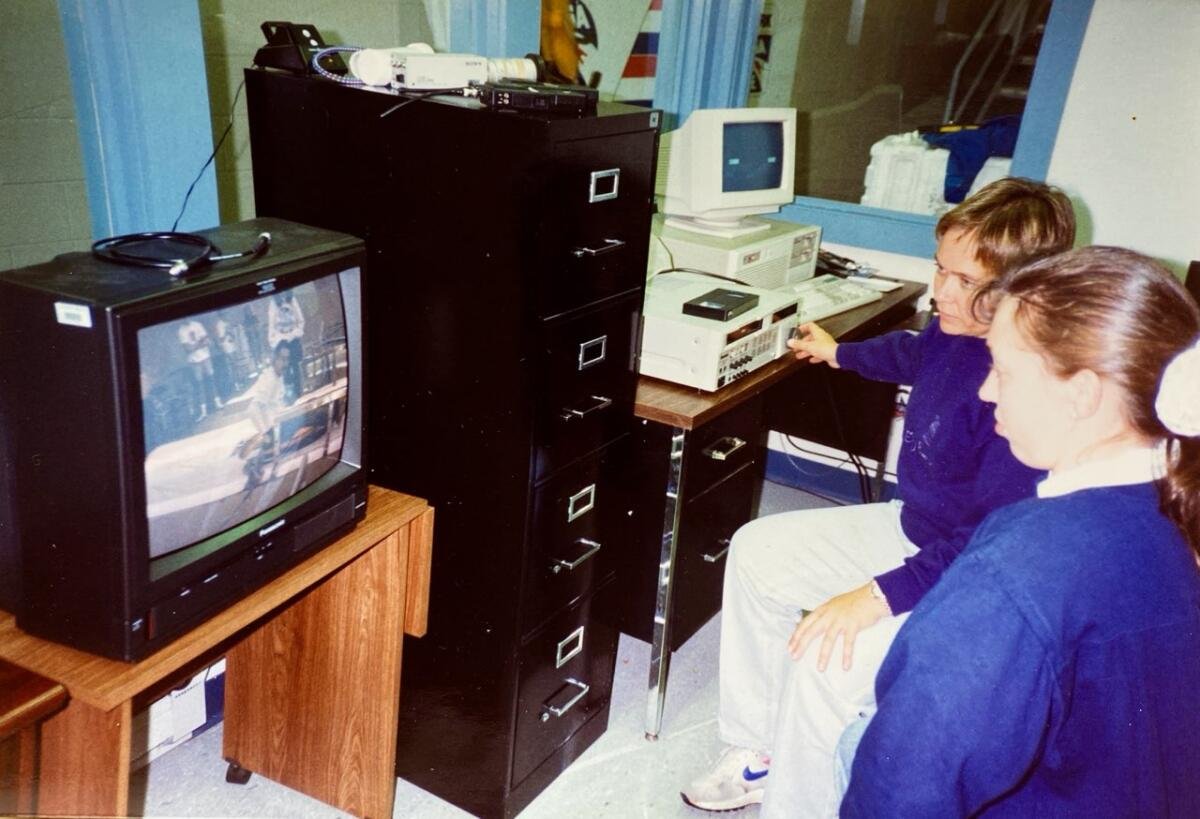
[0,486,429,713]
[635,280,926,430]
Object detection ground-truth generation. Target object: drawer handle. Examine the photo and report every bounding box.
[551,538,602,574]
[702,436,746,462]
[703,537,732,563]
[567,484,596,522]
[556,625,585,668]
[588,167,620,202]
[571,238,626,258]
[540,678,591,721]
[560,394,613,423]
[577,335,608,370]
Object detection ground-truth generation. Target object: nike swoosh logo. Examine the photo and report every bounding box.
[742,766,769,782]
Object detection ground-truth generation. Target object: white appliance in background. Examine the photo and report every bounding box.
[649,215,822,291]
[346,43,538,89]
[349,47,488,89]
[860,131,1012,216]
[639,273,801,392]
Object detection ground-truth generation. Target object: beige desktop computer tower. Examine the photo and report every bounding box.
[648,215,821,290]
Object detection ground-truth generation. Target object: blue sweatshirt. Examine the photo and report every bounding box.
[843,483,1200,816]
[837,320,1041,613]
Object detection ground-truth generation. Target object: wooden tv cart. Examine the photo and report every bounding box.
[0,485,432,818]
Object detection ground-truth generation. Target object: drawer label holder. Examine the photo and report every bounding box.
[555,625,585,668]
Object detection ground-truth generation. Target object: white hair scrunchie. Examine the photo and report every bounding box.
[1156,339,1200,437]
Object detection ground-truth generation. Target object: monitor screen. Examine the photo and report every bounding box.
[138,275,350,559]
[723,121,784,193]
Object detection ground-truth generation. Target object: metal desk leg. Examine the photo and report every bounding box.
[645,426,687,740]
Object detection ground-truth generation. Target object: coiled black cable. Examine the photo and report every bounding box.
[91,230,271,277]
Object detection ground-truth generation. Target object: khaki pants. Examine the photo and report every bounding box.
[717,500,915,819]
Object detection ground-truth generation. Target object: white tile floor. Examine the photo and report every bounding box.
[132,480,832,818]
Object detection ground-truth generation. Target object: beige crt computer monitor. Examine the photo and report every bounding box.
[658,107,796,239]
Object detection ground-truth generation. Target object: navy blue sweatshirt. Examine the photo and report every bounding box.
[843,483,1200,816]
[837,320,1040,613]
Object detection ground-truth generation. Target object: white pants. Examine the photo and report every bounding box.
[717,501,917,819]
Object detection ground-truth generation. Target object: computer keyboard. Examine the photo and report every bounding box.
[790,275,883,324]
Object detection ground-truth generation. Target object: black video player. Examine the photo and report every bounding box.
[682,288,760,321]
[478,80,598,115]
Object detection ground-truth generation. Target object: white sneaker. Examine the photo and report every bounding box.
[681,746,770,812]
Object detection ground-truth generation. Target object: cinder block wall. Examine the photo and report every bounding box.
[0,3,91,270]
[197,2,435,223]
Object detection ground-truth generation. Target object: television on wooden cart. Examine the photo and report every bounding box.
[0,218,367,661]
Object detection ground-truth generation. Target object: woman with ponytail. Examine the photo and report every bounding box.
[841,246,1200,816]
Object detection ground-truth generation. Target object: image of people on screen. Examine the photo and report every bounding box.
[268,290,305,404]
[177,317,221,420]
[211,316,246,402]
[137,277,351,559]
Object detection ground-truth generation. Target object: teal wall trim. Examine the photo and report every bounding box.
[779,197,938,258]
[448,0,540,58]
[58,1,218,238]
[1010,0,1094,180]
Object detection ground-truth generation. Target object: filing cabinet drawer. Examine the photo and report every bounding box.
[683,395,763,499]
[534,131,656,318]
[512,594,618,787]
[534,296,641,478]
[671,463,760,651]
[522,437,636,636]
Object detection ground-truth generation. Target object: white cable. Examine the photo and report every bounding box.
[311,47,365,85]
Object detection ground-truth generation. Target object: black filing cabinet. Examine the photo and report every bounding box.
[245,68,660,818]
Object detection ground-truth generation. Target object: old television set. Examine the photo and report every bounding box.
[657,107,797,238]
[0,218,367,660]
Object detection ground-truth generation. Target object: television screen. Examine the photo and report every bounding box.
[138,275,350,559]
[722,121,784,193]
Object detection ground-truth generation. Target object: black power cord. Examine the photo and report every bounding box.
[818,370,876,503]
[172,78,246,233]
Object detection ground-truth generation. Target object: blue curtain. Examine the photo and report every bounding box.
[58,1,218,238]
[653,0,763,130]
[444,0,540,58]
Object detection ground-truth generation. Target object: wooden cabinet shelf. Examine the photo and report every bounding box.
[0,486,432,819]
